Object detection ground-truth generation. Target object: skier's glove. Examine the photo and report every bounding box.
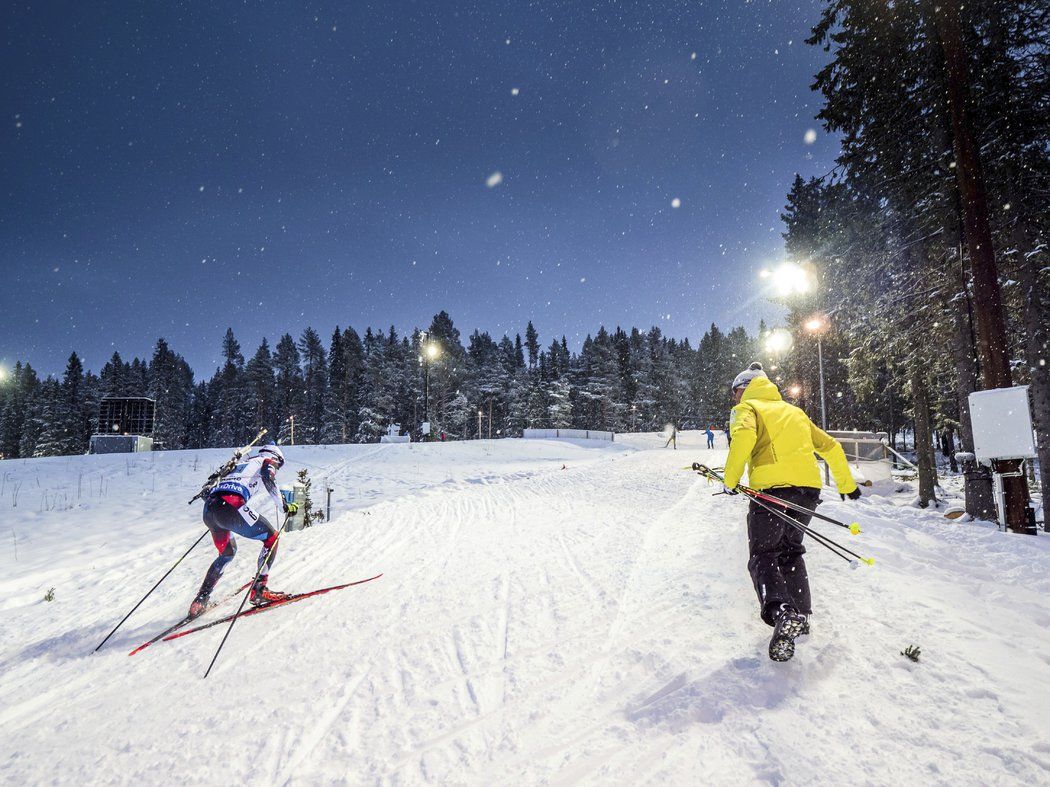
[722,485,739,496]
[284,501,299,515]
[840,487,862,501]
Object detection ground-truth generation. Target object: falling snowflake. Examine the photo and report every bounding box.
[803,129,817,145]
[671,198,682,209]
[486,171,503,188]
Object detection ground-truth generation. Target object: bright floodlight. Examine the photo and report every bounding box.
[764,329,793,354]
[789,384,802,396]
[804,316,825,333]
[425,342,441,359]
[767,262,813,297]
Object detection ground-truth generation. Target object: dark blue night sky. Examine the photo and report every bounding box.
[1,1,837,377]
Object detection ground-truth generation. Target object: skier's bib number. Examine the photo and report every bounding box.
[239,503,259,523]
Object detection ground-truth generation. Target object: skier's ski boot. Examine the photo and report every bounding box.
[250,579,289,607]
[188,591,211,619]
[769,606,807,662]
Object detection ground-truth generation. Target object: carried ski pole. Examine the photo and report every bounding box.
[743,486,873,566]
[690,463,874,567]
[683,463,861,534]
[740,484,862,535]
[94,530,209,652]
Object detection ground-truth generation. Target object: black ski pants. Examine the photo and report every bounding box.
[746,486,821,626]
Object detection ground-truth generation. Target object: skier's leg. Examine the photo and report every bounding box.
[196,532,237,598]
[746,499,791,626]
[193,498,243,615]
[220,514,285,603]
[775,488,820,617]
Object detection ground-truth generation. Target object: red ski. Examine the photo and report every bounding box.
[128,581,252,656]
[161,574,383,644]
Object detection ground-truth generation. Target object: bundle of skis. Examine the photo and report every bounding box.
[690,463,874,568]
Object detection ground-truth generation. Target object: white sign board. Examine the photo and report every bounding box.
[421,421,431,436]
[968,386,1036,462]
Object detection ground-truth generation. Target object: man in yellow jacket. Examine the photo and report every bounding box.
[724,362,859,661]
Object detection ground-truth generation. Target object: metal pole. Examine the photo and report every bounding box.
[289,414,295,446]
[817,336,827,430]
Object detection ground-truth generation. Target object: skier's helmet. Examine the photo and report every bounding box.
[257,443,285,468]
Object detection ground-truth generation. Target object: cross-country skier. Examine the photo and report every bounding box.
[189,443,298,617]
[705,427,715,449]
[723,362,860,661]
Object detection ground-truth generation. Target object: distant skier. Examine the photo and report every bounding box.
[724,426,731,446]
[723,362,859,662]
[189,443,298,617]
[664,424,677,449]
[705,427,715,449]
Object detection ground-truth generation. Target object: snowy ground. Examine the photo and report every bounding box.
[1,433,1048,785]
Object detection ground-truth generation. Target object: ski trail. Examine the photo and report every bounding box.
[274,666,372,784]
[588,475,704,694]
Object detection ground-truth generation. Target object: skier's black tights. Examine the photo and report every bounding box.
[746,486,820,626]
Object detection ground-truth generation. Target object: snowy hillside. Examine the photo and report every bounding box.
[1,436,1048,784]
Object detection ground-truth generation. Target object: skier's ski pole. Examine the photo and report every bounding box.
[686,464,862,534]
[745,487,873,566]
[203,495,286,678]
[691,463,874,566]
[94,530,209,652]
[740,485,863,535]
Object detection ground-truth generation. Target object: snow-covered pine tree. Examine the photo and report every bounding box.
[273,333,304,444]
[298,327,328,444]
[243,339,277,440]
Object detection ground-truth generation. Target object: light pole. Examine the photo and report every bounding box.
[419,335,441,430]
[804,316,828,430]
[478,409,483,439]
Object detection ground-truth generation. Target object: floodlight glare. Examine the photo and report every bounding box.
[769,262,813,297]
[764,329,793,354]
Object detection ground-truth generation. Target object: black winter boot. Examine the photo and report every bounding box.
[769,606,807,662]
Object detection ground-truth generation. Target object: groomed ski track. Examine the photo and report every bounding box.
[1,436,1048,785]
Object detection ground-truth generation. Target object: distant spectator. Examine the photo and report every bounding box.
[705,427,715,449]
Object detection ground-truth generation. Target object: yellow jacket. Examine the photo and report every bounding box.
[723,376,857,494]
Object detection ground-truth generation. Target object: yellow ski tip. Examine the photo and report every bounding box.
[863,557,875,566]
[849,522,862,535]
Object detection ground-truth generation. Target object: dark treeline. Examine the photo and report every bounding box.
[1,314,790,456]
[775,0,1048,507]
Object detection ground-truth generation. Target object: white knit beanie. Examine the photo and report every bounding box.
[732,362,767,391]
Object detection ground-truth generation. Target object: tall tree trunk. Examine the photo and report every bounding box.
[934,0,1032,532]
[950,267,995,518]
[912,362,938,508]
[1019,249,1050,511]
